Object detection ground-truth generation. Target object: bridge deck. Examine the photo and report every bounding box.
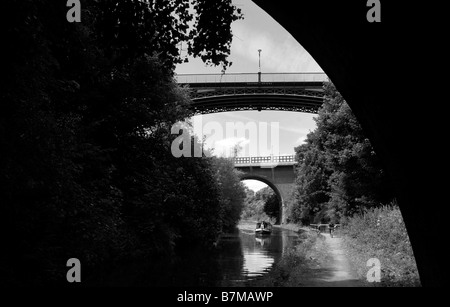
[176,72,327,84]
[233,155,297,167]
[176,73,327,115]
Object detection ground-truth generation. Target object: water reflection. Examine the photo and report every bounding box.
[255,235,271,247]
[112,221,302,286]
[216,221,299,286]
[242,252,275,277]
[238,229,275,280]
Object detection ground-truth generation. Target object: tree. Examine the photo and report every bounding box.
[291,144,331,224]
[1,0,244,285]
[263,192,280,223]
[318,82,395,217]
[289,82,395,224]
[241,186,280,223]
[93,0,243,70]
[212,158,247,231]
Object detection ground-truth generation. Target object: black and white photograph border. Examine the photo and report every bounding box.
[1,0,446,296]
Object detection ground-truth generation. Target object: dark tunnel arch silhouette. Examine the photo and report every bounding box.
[251,1,444,286]
[240,175,283,224]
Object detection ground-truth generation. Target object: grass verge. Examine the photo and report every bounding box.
[339,205,421,287]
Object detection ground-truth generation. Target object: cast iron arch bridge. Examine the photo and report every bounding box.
[176,72,327,115]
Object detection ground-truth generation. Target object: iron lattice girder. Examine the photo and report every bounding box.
[191,94,320,114]
[189,84,324,99]
[181,82,325,115]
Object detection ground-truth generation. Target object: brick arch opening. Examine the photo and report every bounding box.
[240,174,283,224]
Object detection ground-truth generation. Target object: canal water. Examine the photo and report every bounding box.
[125,220,303,287]
[213,221,302,286]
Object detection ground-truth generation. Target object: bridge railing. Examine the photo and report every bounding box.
[176,73,327,84]
[233,155,297,165]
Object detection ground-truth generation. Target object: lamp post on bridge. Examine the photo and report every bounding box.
[258,49,262,83]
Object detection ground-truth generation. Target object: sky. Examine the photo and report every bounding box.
[175,0,324,192]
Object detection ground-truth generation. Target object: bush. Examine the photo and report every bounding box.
[341,203,420,286]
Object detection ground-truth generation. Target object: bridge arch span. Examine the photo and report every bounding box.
[240,174,283,224]
[190,93,322,115]
[240,174,283,202]
[177,72,326,115]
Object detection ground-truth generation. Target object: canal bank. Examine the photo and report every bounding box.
[251,227,367,287]
[274,223,306,232]
[84,221,367,287]
[84,220,304,286]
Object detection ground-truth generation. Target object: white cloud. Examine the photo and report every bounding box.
[220,113,312,135]
[279,126,311,135]
[207,137,250,157]
[222,112,256,122]
[176,0,323,74]
[295,135,308,145]
[230,17,322,73]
